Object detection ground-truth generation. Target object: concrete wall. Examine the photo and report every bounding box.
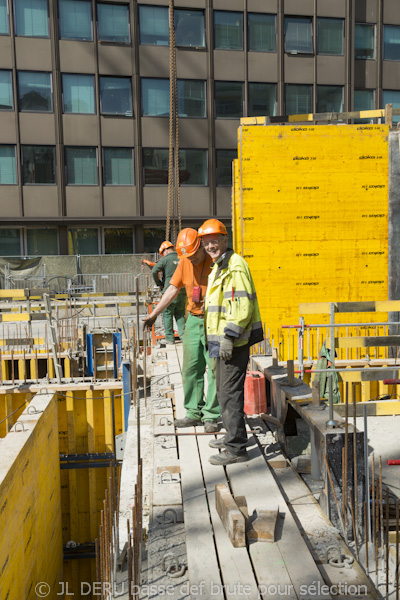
[0,393,63,600]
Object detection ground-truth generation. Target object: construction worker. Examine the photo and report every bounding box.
[151,241,186,344]
[143,228,220,432]
[198,219,264,465]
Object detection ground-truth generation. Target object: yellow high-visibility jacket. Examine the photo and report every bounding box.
[204,249,264,358]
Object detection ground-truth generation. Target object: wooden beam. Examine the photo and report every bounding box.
[247,508,279,542]
[215,484,246,548]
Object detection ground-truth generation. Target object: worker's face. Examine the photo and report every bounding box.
[187,245,206,265]
[201,234,228,262]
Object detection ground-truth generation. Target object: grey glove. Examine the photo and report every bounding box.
[220,336,234,361]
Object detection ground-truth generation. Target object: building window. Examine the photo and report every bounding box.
[141,78,169,117]
[65,147,98,184]
[144,227,166,253]
[214,11,243,50]
[216,149,236,186]
[175,9,205,48]
[354,89,374,123]
[0,70,13,110]
[383,90,400,123]
[384,25,400,61]
[355,24,375,59]
[68,228,99,254]
[285,84,312,114]
[284,17,313,54]
[104,228,133,254]
[14,0,49,37]
[215,81,243,118]
[0,145,17,184]
[317,85,343,113]
[248,82,276,117]
[138,5,168,46]
[27,228,58,255]
[97,3,130,43]
[62,74,95,114]
[143,148,168,185]
[103,148,134,185]
[178,80,206,118]
[179,149,207,186]
[99,77,132,116]
[317,18,343,55]
[0,0,9,34]
[143,148,207,185]
[142,78,206,118]
[0,229,21,256]
[59,0,92,41]
[22,145,55,184]
[248,13,275,52]
[18,71,52,112]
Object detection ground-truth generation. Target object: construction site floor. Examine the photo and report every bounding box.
[135,344,379,600]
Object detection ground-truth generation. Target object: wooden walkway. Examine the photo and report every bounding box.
[166,344,336,600]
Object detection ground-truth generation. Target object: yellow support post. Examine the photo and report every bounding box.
[64,356,71,379]
[86,389,97,584]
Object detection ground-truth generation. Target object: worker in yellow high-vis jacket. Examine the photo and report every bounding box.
[199,219,264,466]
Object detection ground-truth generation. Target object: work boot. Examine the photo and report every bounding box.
[204,420,220,433]
[208,450,248,466]
[208,436,226,449]
[174,416,202,428]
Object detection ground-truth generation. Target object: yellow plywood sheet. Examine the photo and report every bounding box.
[0,395,63,600]
[234,124,389,358]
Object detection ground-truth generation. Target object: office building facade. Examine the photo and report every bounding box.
[0,0,399,255]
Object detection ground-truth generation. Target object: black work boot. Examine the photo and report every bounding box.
[174,416,202,428]
[208,437,226,449]
[208,450,248,466]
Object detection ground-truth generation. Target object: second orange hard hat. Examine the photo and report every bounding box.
[159,240,174,255]
[176,228,200,258]
[198,219,228,237]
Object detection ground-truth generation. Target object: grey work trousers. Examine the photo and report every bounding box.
[215,344,249,455]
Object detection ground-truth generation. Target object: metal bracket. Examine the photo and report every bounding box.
[160,471,180,484]
[156,508,178,525]
[162,552,186,578]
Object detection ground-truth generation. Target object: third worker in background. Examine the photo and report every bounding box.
[151,241,186,345]
[199,219,264,465]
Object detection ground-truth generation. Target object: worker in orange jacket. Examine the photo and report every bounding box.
[143,228,220,432]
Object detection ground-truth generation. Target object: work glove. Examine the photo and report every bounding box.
[220,336,234,361]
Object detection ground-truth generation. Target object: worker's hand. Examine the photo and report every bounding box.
[219,336,234,361]
[143,314,157,330]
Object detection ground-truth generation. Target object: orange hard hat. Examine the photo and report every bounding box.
[176,228,200,258]
[159,240,174,255]
[198,219,228,237]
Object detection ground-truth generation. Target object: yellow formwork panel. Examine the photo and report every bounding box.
[235,123,390,365]
[0,395,63,600]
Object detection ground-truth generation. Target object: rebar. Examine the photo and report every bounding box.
[386,486,389,599]
[349,489,359,560]
[353,383,358,542]
[364,501,369,573]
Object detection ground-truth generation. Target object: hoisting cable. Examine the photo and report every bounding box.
[166,0,181,243]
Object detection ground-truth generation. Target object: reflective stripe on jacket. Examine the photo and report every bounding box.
[204,249,264,358]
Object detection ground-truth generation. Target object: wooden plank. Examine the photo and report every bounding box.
[247,509,279,542]
[334,335,400,349]
[227,442,332,599]
[171,346,224,600]
[197,429,260,600]
[215,484,246,547]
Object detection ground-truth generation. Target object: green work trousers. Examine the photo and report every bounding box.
[163,295,186,343]
[181,312,220,422]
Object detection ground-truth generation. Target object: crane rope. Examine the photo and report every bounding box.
[166,0,181,243]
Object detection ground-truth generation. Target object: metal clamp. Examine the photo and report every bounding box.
[325,545,353,569]
[162,553,186,578]
[160,471,180,484]
[159,416,172,426]
[13,422,25,432]
[156,508,178,525]
[27,405,43,415]
[39,387,48,395]
[252,425,263,435]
